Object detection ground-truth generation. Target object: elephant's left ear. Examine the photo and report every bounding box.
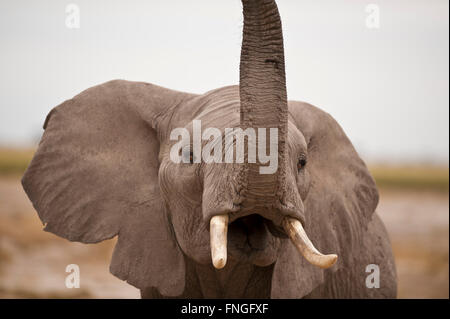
[22,80,194,296]
[271,101,379,298]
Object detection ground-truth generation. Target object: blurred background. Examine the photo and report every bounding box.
[0,0,448,298]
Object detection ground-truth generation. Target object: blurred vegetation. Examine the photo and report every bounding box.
[370,165,449,193]
[0,148,448,192]
[0,148,35,177]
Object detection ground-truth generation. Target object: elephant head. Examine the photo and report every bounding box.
[22,0,380,298]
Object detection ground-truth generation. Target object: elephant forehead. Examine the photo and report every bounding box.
[165,85,241,133]
[191,87,241,130]
[287,121,307,155]
[164,85,311,139]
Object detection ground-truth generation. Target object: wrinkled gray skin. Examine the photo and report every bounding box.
[22,0,397,298]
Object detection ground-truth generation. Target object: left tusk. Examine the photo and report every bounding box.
[210,215,229,269]
[282,217,338,269]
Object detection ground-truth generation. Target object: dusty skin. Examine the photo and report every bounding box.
[0,177,447,298]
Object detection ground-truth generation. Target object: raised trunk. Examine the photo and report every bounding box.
[207,1,339,270]
[239,0,288,205]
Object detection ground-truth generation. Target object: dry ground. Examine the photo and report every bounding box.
[0,177,448,298]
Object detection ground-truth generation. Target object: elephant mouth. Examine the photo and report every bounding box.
[228,214,287,251]
[209,214,338,270]
[225,214,282,265]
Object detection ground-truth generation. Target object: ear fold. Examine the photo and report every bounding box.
[271,101,379,298]
[22,80,192,296]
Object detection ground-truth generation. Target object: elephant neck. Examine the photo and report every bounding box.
[191,258,274,298]
[140,257,274,298]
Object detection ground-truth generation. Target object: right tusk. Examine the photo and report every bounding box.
[282,217,338,269]
[210,215,229,270]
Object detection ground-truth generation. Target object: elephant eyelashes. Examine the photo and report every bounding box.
[297,158,307,172]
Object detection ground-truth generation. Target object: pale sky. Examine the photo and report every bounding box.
[0,0,448,163]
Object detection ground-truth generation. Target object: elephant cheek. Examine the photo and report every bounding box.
[158,162,209,264]
[170,207,212,265]
[297,168,311,201]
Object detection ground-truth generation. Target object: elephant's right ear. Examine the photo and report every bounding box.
[22,80,194,296]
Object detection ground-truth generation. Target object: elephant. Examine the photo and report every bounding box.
[22,0,397,298]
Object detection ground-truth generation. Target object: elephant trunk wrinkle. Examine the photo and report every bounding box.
[239,0,289,204]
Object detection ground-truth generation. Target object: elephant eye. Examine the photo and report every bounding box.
[297,158,307,172]
[189,151,195,164]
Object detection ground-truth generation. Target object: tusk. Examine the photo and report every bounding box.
[282,217,338,269]
[210,215,229,269]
